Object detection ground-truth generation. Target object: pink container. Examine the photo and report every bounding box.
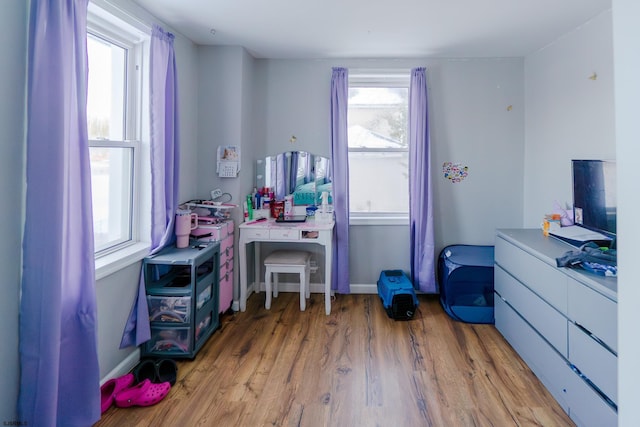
[221,234,233,253]
[219,268,233,313]
[191,223,227,242]
[226,220,235,235]
[175,210,197,248]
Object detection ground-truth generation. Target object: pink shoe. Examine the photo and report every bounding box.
[100,373,134,413]
[114,379,171,408]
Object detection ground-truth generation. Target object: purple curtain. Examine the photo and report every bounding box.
[275,153,286,200]
[409,67,436,292]
[19,0,100,425]
[330,67,350,293]
[120,24,180,348]
[289,151,299,193]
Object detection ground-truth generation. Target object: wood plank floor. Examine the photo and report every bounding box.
[96,293,574,427]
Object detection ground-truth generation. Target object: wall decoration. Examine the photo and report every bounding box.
[217,145,241,178]
[443,162,469,183]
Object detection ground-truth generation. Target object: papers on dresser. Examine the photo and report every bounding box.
[549,225,612,245]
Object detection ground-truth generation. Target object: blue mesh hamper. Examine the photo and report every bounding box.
[438,245,495,324]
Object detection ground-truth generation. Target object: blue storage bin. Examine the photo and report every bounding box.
[438,245,495,324]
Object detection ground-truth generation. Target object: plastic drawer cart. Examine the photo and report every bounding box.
[377,270,419,320]
[186,200,236,314]
[438,245,495,324]
[143,242,220,359]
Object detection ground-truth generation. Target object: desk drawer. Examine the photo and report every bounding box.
[269,228,300,240]
[244,228,270,239]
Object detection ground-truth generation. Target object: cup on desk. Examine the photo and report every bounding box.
[176,209,198,248]
[271,201,284,219]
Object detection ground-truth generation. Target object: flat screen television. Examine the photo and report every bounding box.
[572,159,617,239]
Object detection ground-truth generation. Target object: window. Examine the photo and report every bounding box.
[87,5,146,256]
[348,72,409,217]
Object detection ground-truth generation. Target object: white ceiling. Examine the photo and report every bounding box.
[132,0,611,59]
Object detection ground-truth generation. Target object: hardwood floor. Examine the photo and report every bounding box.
[96,292,574,427]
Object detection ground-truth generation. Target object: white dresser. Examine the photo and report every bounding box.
[494,229,617,427]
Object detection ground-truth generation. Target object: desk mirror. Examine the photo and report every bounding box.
[256,151,332,205]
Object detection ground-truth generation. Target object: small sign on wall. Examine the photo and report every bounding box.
[443,162,469,183]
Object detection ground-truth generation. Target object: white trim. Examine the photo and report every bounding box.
[88,5,150,261]
[245,281,379,295]
[349,283,379,294]
[349,215,409,226]
[89,0,151,35]
[95,242,149,280]
[100,348,140,386]
[349,68,411,87]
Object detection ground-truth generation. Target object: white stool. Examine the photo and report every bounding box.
[264,250,312,311]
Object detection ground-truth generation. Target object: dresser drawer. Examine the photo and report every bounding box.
[567,278,617,353]
[219,257,233,276]
[495,297,571,411]
[495,237,568,314]
[221,234,233,252]
[568,322,617,404]
[243,228,270,239]
[269,228,300,240]
[224,244,234,260]
[565,362,617,427]
[495,266,568,357]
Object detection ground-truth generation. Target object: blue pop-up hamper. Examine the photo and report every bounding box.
[438,245,495,324]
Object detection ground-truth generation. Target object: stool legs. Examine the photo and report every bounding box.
[273,273,280,298]
[264,266,310,311]
[305,264,311,299]
[263,251,312,311]
[300,268,306,311]
[264,269,284,309]
[265,267,273,309]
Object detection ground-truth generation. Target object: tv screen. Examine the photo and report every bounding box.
[572,159,617,237]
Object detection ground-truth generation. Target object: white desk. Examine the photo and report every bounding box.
[238,218,335,315]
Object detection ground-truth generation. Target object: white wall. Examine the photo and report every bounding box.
[252,58,524,284]
[196,45,258,302]
[196,46,257,210]
[523,10,615,227]
[0,1,26,421]
[612,1,640,425]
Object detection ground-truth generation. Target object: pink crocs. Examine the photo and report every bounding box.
[114,379,171,408]
[100,373,135,413]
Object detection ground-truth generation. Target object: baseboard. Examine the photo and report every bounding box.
[100,348,141,386]
[349,283,378,294]
[229,281,435,309]
[232,282,379,309]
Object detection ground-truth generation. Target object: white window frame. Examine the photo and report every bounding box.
[348,70,411,226]
[88,2,151,278]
